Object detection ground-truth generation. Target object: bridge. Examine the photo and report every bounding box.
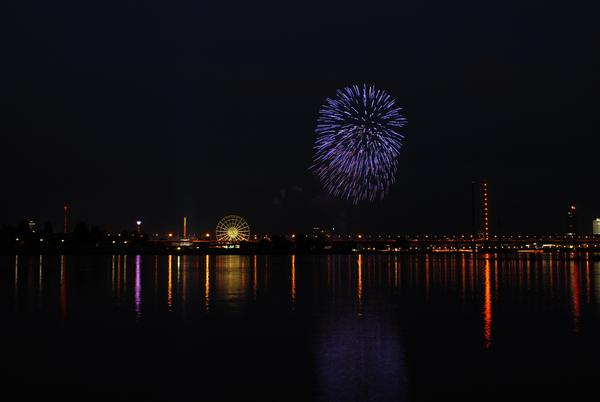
[147,235,600,254]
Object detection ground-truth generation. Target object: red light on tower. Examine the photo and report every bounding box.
[483,181,489,241]
[63,203,69,234]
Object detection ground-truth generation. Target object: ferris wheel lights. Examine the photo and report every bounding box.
[216,215,250,242]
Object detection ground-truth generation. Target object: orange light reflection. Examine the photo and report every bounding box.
[291,255,296,304]
[205,255,210,312]
[168,255,173,311]
[484,260,493,349]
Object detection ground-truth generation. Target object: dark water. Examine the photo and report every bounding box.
[1,254,598,401]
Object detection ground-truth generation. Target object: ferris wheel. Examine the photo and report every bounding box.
[215,215,251,242]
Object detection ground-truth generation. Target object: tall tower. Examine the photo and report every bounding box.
[183,216,188,239]
[567,205,577,235]
[63,203,69,233]
[471,182,477,237]
[483,181,490,240]
[471,181,491,240]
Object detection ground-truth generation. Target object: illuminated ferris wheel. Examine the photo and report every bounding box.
[215,215,250,242]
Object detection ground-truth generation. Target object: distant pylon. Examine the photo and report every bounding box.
[483,181,490,240]
[63,203,69,233]
[471,181,491,240]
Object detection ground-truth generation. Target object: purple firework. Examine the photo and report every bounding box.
[311,84,407,203]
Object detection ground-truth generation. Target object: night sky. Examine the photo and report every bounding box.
[2,1,599,235]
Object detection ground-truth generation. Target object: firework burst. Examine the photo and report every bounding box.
[311,84,407,203]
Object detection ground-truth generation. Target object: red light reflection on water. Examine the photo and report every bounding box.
[571,262,581,335]
[483,259,493,349]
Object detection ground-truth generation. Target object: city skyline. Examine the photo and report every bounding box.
[6,185,600,237]
[2,2,599,236]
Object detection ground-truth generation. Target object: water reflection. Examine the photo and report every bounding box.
[177,256,181,304]
[318,315,406,402]
[549,256,555,298]
[116,255,121,304]
[461,255,466,303]
[214,255,250,310]
[483,259,493,349]
[425,254,430,300]
[60,255,67,321]
[154,256,158,299]
[14,255,18,311]
[123,255,127,289]
[253,255,257,300]
[357,254,363,315]
[596,261,600,308]
[571,262,581,334]
[394,256,400,288]
[3,254,600,401]
[168,255,173,311]
[111,255,115,294]
[4,254,600,344]
[182,256,187,306]
[586,260,591,304]
[38,255,43,297]
[205,255,210,312]
[135,255,141,321]
[291,255,296,305]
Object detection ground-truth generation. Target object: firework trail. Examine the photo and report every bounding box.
[311,85,407,203]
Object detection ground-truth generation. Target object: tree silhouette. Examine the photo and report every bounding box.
[41,221,54,239]
[72,221,90,243]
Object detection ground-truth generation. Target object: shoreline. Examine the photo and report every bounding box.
[2,248,599,261]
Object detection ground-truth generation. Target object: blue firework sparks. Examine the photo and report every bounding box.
[311,84,407,203]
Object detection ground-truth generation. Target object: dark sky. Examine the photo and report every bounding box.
[2,1,599,235]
